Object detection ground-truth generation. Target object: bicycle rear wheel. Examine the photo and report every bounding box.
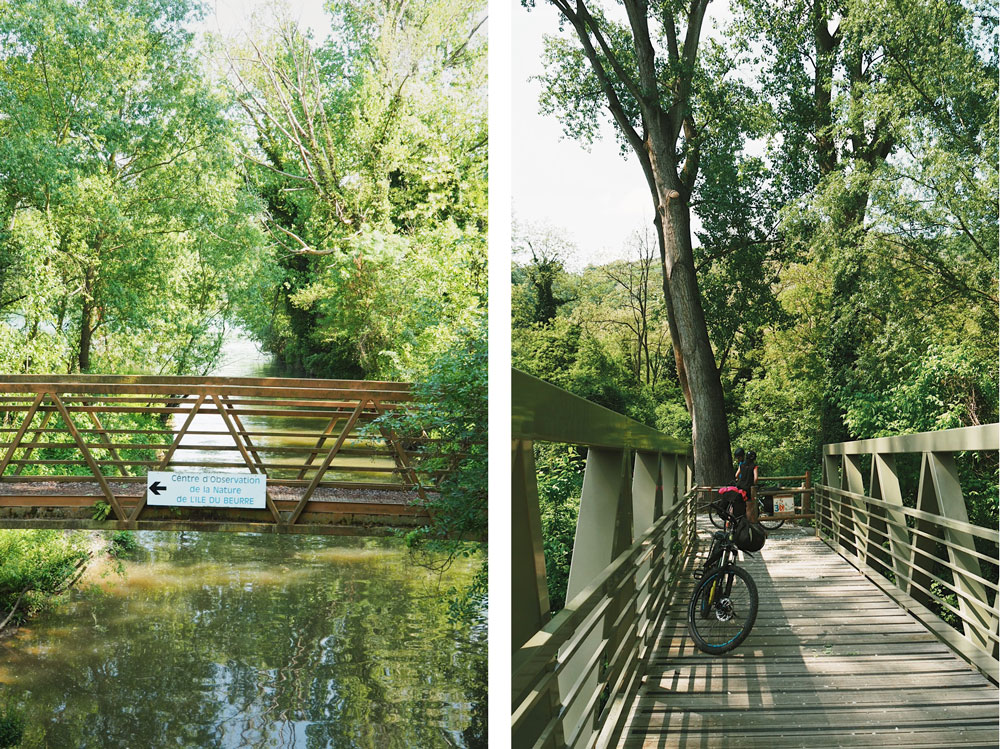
[708,505,725,529]
[687,565,758,654]
[758,515,785,530]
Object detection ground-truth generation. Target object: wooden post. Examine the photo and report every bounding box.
[511,438,561,749]
[560,447,627,748]
[50,393,125,522]
[803,469,812,515]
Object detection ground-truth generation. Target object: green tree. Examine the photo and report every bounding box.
[529,0,749,482]
[0,530,90,632]
[0,0,263,375]
[231,0,487,380]
[734,0,998,446]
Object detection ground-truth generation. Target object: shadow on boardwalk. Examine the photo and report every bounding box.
[620,518,999,748]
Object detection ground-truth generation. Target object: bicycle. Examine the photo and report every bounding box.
[688,503,759,655]
[709,490,785,530]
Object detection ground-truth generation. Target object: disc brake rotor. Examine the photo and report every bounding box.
[714,598,735,622]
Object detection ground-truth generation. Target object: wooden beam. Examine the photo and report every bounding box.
[287,398,369,526]
[49,393,125,521]
[0,392,44,477]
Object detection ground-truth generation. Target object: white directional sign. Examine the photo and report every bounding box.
[146,471,267,509]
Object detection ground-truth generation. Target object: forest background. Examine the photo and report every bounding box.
[0,0,486,631]
[513,0,998,610]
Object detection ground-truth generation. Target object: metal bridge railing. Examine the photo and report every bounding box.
[0,375,429,532]
[512,369,695,749]
[816,424,999,682]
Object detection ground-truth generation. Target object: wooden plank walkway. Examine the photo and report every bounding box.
[619,518,999,748]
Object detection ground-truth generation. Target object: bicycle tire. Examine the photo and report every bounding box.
[687,564,758,654]
[758,515,785,531]
[708,505,725,529]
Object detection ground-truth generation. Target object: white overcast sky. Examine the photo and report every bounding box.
[195,0,332,42]
[512,2,736,269]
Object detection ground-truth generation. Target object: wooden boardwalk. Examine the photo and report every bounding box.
[619,519,999,748]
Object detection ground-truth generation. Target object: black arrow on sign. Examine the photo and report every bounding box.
[149,481,166,496]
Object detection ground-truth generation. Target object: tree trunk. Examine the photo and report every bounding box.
[648,138,732,486]
[652,210,693,414]
[78,270,95,373]
[78,302,93,374]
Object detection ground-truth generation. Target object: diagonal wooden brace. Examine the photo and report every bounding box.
[0,393,45,477]
[296,412,341,481]
[211,394,282,525]
[219,394,267,475]
[86,408,130,477]
[373,400,427,502]
[51,393,125,522]
[12,409,52,476]
[287,398,369,526]
[128,393,208,526]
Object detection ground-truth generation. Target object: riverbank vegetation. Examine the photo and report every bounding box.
[518,0,997,610]
[0,530,90,634]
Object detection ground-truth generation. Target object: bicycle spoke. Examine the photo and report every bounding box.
[687,565,758,654]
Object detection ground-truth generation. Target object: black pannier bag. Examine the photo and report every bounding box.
[734,515,767,552]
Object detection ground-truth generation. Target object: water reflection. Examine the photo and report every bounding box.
[2,532,485,748]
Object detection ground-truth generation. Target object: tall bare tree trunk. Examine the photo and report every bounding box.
[649,143,731,485]
[551,0,732,484]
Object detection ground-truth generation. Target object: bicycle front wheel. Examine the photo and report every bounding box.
[687,565,758,654]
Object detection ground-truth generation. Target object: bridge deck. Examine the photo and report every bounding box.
[620,519,999,748]
[0,481,428,535]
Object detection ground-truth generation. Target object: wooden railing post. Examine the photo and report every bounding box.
[560,447,628,747]
[867,454,908,584]
[802,469,812,515]
[511,438,560,748]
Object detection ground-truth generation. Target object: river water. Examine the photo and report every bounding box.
[0,335,486,748]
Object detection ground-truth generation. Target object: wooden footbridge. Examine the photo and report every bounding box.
[0,375,436,535]
[513,370,999,748]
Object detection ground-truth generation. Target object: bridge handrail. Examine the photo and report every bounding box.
[513,369,687,453]
[0,379,413,401]
[0,375,428,532]
[512,368,694,749]
[816,423,999,683]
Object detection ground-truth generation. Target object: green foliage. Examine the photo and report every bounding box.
[535,445,584,611]
[0,530,90,632]
[233,0,487,381]
[371,316,487,622]
[0,0,265,375]
[91,502,111,522]
[108,531,140,559]
[0,700,24,748]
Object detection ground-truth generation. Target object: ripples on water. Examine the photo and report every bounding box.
[2,532,486,748]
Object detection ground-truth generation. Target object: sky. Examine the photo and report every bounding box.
[512,3,736,269]
[195,0,332,42]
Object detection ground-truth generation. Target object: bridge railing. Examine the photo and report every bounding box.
[512,369,695,749]
[0,375,430,531]
[816,424,999,682]
[693,472,814,522]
